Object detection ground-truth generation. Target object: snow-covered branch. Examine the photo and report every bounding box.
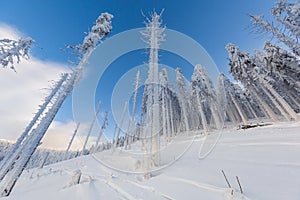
[250,0,300,56]
[69,12,113,56]
[0,37,34,71]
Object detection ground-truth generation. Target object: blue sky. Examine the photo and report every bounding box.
[1,0,275,65]
[0,0,277,148]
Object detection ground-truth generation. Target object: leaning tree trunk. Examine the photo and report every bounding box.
[249,87,279,121]
[245,101,259,120]
[229,91,248,124]
[260,85,291,121]
[260,77,298,120]
[209,101,223,129]
[196,94,208,132]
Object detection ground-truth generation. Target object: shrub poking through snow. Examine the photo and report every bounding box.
[68,170,82,187]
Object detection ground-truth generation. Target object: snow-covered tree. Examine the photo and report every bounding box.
[250,0,300,56]
[159,68,182,140]
[113,101,128,148]
[271,0,300,38]
[263,42,300,90]
[0,71,77,197]
[176,68,191,132]
[159,69,169,140]
[191,64,222,131]
[0,37,34,71]
[124,71,140,149]
[0,12,113,197]
[81,101,101,155]
[93,111,108,153]
[226,43,298,121]
[70,13,113,55]
[141,11,166,169]
[262,42,300,112]
[64,123,80,160]
[0,73,68,182]
[39,152,49,169]
[218,74,249,125]
[226,43,277,121]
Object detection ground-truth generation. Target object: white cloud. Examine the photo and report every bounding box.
[42,121,90,151]
[0,23,23,39]
[0,23,81,150]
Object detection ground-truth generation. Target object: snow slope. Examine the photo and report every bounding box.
[4,121,300,200]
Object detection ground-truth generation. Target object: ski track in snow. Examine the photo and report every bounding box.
[105,181,137,200]
[161,174,226,193]
[122,179,175,200]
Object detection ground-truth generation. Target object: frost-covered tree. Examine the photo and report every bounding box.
[262,42,300,112]
[70,13,113,55]
[253,45,300,114]
[263,42,300,90]
[124,71,140,149]
[0,37,34,71]
[93,111,108,153]
[39,152,49,169]
[271,0,300,38]
[0,73,68,182]
[218,74,249,125]
[176,68,191,132]
[0,71,77,197]
[250,0,300,56]
[81,101,101,155]
[191,64,222,131]
[226,43,298,121]
[226,43,278,121]
[228,1,300,116]
[159,69,169,140]
[114,101,128,148]
[64,123,80,160]
[159,69,181,139]
[234,84,262,121]
[141,11,165,169]
[0,12,113,197]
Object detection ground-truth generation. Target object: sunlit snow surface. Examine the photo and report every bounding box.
[5,121,300,200]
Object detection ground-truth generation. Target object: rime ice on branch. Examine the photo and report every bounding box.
[0,37,34,71]
[70,13,113,55]
[250,0,300,56]
[226,43,299,121]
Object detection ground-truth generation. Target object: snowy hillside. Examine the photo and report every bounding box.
[1,2,299,199]
[4,121,300,200]
[0,141,78,169]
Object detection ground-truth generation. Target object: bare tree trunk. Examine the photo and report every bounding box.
[196,95,208,132]
[260,77,298,120]
[229,91,248,124]
[249,87,279,121]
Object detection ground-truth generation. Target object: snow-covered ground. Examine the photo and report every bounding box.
[4,121,300,200]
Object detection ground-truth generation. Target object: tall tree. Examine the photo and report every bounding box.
[176,68,191,132]
[141,11,166,169]
[191,64,222,131]
[226,43,298,121]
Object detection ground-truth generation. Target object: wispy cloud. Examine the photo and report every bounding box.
[43,121,90,151]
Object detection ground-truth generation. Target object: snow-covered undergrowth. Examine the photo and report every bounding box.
[0,141,78,169]
[4,121,300,200]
